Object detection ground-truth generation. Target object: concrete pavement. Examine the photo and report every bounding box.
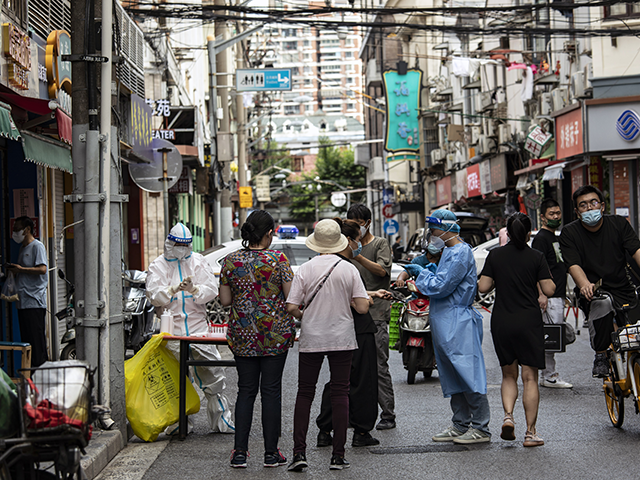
[96,307,640,479]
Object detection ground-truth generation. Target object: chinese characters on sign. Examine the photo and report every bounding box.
[46,30,72,99]
[589,157,603,191]
[479,160,492,195]
[146,99,171,117]
[436,177,452,205]
[524,126,552,157]
[168,167,193,195]
[571,166,584,194]
[555,108,583,160]
[3,23,31,90]
[382,70,423,156]
[466,164,481,198]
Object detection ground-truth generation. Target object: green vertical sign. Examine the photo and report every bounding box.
[383,69,422,155]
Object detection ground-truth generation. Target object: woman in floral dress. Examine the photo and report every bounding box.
[219,210,295,468]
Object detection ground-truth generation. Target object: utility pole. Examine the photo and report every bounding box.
[235,18,248,227]
[216,0,233,242]
[206,35,221,245]
[71,0,125,440]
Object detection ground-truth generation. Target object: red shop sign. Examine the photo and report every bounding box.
[436,176,452,205]
[571,166,584,194]
[466,164,481,198]
[556,107,583,160]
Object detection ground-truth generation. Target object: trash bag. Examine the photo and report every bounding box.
[0,368,19,438]
[125,335,200,442]
[1,271,18,302]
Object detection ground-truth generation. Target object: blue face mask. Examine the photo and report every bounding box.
[580,209,602,227]
[351,241,362,258]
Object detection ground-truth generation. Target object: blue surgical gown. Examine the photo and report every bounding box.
[415,242,487,397]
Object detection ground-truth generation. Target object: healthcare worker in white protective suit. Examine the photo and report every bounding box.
[146,222,235,434]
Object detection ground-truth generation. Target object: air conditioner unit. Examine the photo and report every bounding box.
[540,92,553,116]
[480,135,494,154]
[584,63,593,91]
[551,88,568,111]
[369,156,385,182]
[470,126,481,145]
[479,92,493,111]
[571,72,585,100]
[366,59,382,85]
[431,148,444,164]
[445,153,456,172]
[498,124,511,144]
[115,2,145,98]
[485,120,496,137]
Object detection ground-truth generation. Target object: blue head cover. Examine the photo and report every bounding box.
[167,222,193,244]
[426,209,460,233]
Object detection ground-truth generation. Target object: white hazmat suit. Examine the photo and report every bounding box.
[146,223,234,434]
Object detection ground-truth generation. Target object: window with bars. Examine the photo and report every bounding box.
[604,2,640,18]
[4,0,28,28]
[28,0,71,38]
[283,41,298,51]
[285,105,300,115]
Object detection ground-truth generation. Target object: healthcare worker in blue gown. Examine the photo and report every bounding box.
[414,210,491,444]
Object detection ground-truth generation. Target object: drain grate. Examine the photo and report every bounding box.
[368,445,469,455]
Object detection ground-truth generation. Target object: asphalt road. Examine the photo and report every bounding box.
[97,307,640,480]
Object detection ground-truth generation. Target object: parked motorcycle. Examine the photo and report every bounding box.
[59,266,157,360]
[391,281,436,384]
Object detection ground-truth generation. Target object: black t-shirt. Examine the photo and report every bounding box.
[559,215,640,305]
[531,228,567,298]
[336,254,376,334]
[481,244,552,317]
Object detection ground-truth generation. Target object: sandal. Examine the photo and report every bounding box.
[500,413,515,441]
[523,430,544,447]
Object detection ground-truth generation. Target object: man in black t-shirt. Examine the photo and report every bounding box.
[532,199,572,388]
[559,185,640,377]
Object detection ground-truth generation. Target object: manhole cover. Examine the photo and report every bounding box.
[369,445,469,454]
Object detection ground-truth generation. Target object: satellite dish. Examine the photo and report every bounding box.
[128,138,183,192]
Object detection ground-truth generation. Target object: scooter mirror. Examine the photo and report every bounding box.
[58,269,66,280]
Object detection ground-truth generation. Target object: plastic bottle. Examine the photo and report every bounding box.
[160,310,173,335]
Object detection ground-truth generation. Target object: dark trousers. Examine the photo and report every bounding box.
[316,332,378,434]
[293,350,353,457]
[17,308,48,367]
[233,352,288,453]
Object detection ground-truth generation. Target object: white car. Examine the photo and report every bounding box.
[202,233,402,323]
[472,230,575,307]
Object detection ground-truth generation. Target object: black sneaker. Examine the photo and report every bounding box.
[264,449,287,467]
[375,419,396,430]
[593,352,609,378]
[329,455,350,470]
[230,450,248,468]
[287,453,308,472]
[352,432,380,447]
[317,431,332,447]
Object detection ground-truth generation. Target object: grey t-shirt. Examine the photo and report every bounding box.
[352,236,392,323]
[16,239,48,309]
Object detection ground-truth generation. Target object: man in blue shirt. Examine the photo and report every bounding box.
[8,216,48,366]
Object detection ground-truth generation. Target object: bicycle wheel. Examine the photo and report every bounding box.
[632,357,640,416]
[604,355,624,428]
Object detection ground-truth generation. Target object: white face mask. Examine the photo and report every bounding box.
[359,221,370,238]
[12,229,25,244]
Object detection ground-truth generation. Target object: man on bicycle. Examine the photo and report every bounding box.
[559,185,640,377]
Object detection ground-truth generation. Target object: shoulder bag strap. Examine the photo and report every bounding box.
[303,259,342,310]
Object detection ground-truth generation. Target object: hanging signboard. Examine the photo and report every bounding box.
[168,167,193,195]
[255,175,271,202]
[129,93,153,162]
[382,69,423,155]
[524,126,552,157]
[46,30,72,99]
[3,23,31,90]
[490,154,508,191]
[466,164,481,198]
[239,186,253,208]
[479,160,492,195]
[436,177,452,206]
[555,107,583,160]
[455,169,467,200]
[236,68,292,92]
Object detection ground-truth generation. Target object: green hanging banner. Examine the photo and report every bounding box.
[382,69,423,158]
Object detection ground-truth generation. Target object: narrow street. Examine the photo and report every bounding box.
[97,309,640,479]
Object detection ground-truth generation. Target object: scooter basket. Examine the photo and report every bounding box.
[18,362,93,441]
[612,324,640,352]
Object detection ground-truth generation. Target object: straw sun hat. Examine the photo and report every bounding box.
[305,219,348,254]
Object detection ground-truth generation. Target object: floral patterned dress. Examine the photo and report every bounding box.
[220,248,295,357]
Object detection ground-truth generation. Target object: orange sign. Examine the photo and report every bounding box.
[556,107,583,160]
[2,23,30,90]
[239,187,253,208]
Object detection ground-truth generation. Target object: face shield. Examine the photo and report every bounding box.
[423,216,459,251]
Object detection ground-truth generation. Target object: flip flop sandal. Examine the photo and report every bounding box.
[500,414,515,441]
[523,431,544,447]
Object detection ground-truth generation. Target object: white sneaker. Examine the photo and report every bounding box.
[541,375,573,389]
[452,428,491,444]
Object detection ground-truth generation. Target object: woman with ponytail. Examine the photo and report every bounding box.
[219,210,295,468]
[478,212,556,448]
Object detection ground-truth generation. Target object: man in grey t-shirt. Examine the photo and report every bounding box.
[348,204,396,430]
[8,216,48,367]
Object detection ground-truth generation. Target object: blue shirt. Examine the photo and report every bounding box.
[16,239,48,309]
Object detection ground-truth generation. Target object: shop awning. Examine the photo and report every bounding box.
[21,131,72,173]
[0,92,72,144]
[0,101,20,141]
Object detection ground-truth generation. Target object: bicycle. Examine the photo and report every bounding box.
[598,289,640,428]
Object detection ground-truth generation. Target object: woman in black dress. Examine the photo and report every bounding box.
[478,213,555,447]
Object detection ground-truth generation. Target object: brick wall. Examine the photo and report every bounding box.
[612,160,630,210]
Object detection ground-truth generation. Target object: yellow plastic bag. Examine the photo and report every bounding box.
[125,335,200,442]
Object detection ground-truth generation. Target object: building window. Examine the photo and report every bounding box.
[604,2,640,18]
[347,103,356,110]
[346,38,355,46]
[5,0,27,27]
[345,51,354,59]
[291,67,299,75]
[304,53,312,61]
[304,79,312,86]
[283,28,297,37]
[303,40,310,47]
[303,66,312,74]
[283,41,298,51]
[285,105,300,115]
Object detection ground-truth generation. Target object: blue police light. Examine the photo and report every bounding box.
[277,225,299,239]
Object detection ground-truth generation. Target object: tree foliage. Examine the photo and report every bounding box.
[288,137,366,226]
